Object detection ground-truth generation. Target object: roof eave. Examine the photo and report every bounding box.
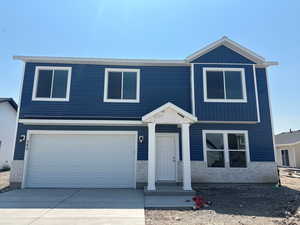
[185,36,267,64]
[13,56,189,66]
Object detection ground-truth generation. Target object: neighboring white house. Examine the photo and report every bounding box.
[0,98,17,169]
[275,130,300,168]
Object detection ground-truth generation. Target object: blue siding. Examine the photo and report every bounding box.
[191,45,255,64]
[14,124,148,161]
[194,64,258,121]
[14,45,275,164]
[20,63,191,119]
[190,67,274,162]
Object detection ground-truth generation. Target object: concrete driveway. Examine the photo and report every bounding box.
[0,189,145,225]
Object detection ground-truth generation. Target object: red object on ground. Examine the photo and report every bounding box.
[192,196,206,209]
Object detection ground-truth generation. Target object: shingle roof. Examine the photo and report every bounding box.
[275,130,300,145]
[0,98,18,111]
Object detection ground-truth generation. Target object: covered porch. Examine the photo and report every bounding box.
[142,102,198,191]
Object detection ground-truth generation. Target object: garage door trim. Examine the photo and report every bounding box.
[22,130,138,188]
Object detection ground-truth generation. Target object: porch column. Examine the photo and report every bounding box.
[181,123,192,191]
[147,123,156,191]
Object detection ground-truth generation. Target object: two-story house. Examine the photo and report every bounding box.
[10,37,278,190]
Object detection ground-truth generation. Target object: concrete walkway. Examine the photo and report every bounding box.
[0,189,145,225]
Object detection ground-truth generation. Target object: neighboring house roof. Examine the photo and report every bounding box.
[0,98,18,111]
[275,130,300,146]
[13,36,278,67]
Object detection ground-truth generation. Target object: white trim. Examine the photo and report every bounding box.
[103,68,140,103]
[142,102,197,123]
[193,62,256,65]
[253,65,261,123]
[186,36,266,64]
[26,130,138,135]
[156,133,180,182]
[276,141,300,147]
[19,119,144,126]
[255,62,279,68]
[19,118,261,126]
[193,62,279,68]
[13,55,278,68]
[197,120,258,124]
[265,68,278,166]
[190,63,196,115]
[22,130,138,189]
[202,130,250,168]
[32,66,72,102]
[203,67,247,103]
[181,123,192,190]
[14,56,188,66]
[147,123,156,190]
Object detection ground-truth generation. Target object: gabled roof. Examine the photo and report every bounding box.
[0,98,18,111]
[275,130,300,146]
[185,36,278,66]
[13,36,278,67]
[142,102,197,123]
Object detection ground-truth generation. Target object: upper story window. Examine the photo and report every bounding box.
[32,66,72,101]
[203,68,247,103]
[104,68,140,103]
[203,130,249,168]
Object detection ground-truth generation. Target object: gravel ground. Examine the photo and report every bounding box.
[1,169,299,224]
[146,169,300,225]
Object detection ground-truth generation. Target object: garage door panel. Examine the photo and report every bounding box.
[25,132,136,188]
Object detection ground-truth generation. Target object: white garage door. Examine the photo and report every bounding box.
[24,131,137,188]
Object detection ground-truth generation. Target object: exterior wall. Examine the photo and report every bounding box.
[295,145,300,167]
[189,161,277,183]
[9,160,23,187]
[276,143,300,168]
[14,124,148,161]
[194,64,259,122]
[20,63,191,119]
[138,161,278,183]
[190,67,275,162]
[12,43,276,186]
[191,45,255,64]
[12,122,277,187]
[11,160,278,186]
[0,102,17,169]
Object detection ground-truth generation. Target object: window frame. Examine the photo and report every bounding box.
[103,68,140,103]
[202,130,250,168]
[203,67,247,103]
[32,66,72,102]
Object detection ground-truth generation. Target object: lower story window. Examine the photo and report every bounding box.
[203,130,249,168]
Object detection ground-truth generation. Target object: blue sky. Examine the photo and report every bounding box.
[0,0,299,133]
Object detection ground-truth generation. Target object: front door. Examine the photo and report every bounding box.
[156,133,178,181]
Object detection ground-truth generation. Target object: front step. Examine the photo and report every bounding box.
[144,184,196,196]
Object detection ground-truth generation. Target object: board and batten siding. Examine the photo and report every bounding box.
[191,67,275,161]
[19,63,191,119]
[191,45,255,64]
[193,64,258,122]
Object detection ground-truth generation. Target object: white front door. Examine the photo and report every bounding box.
[156,133,178,181]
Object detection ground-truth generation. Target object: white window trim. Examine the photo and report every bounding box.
[202,130,250,168]
[103,68,140,103]
[32,66,72,102]
[203,67,247,103]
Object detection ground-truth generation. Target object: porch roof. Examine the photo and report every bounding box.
[142,102,197,124]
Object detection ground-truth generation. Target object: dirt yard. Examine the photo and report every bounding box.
[1,169,299,225]
[146,169,300,225]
